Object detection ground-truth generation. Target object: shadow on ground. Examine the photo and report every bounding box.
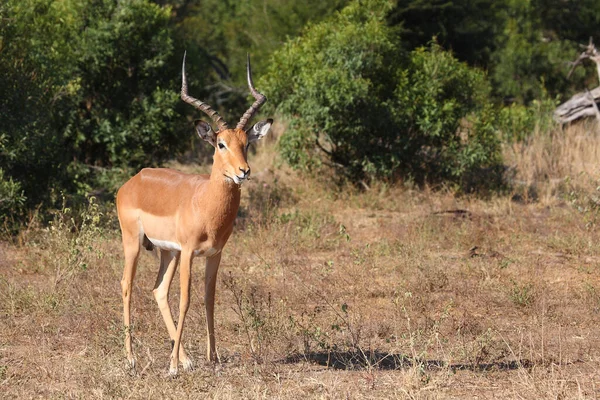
[283,351,534,372]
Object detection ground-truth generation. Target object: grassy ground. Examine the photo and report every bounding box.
[3,123,600,398]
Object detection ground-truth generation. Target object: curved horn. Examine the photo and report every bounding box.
[236,54,267,130]
[181,51,228,132]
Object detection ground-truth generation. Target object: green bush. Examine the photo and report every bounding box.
[0,0,188,226]
[394,44,501,186]
[0,0,82,215]
[262,0,503,189]
[262,0,400,178]
[61,0,183,168]
[490,0,578,103]
[0,168,26,231]
[495,95,558,143]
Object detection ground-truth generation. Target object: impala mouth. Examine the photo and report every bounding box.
[224,174,246,185]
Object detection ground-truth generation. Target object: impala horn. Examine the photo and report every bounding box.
[181,51,229,132]
[236,54,267,130]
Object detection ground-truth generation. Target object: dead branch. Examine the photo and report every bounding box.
[555,38,600,124]
[566,37,600,83]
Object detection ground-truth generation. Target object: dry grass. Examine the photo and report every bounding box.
[3,123,600,398]
[506,120,600,202]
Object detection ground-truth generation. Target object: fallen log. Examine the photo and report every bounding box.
[554,37,600,124]
[554,86,600,123]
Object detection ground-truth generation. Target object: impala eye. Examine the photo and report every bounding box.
[218,142,226,150]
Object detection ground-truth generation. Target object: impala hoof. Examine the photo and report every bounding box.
[127,358,136,370]
[168,366,178,377]
[182,358,194,372]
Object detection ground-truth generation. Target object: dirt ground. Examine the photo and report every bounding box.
[3,133,600,398]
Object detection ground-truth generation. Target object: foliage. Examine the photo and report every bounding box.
[490,0,577,103]
[177,0,348,85]
[534,0,600,45]
[64,0,183,168]
[0,0,79,213]
[394,45,501,187]
[0,168,26,231]
[0,0,189,222]
[263,0,503,189]
[388,0,507,67]
[262,0,400,178]
[494,94,558,143]
[388,0,594,104]
[175,0,349,121]
[4,0,600,230]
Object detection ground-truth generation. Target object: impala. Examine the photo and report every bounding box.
[116,53,272,376]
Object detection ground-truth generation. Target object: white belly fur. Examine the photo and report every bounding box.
[147,237,220,258]
[148,238,181,251]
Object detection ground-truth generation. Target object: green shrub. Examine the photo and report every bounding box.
[62,0,182,168]
[495,95,558,143]
[0,168,26,231]
[261,0,400,179]
[393,44,501,186]
[0,0,187,228]
[490,0,577,103]
[262,0,503,189]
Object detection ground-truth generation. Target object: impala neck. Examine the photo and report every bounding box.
[202,162,242,218]
[208,173,242,200]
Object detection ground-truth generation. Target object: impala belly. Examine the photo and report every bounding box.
[144,238,220,258]
[139,211,221,257]
[139,213,177,242]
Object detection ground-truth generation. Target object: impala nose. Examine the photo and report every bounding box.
[240,167,251,178]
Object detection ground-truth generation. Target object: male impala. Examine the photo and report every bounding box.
[116,53,272,375]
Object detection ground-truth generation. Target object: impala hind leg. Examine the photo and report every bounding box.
[168,249,194,376]
[153,250,193,371]
[120,234,140,369]
[205,252,222,362]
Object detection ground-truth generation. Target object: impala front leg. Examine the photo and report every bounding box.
[169,249,193,376]
[205,252,222,362]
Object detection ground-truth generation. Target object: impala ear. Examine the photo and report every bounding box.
[247,119,273,144]
[195,120,216,147]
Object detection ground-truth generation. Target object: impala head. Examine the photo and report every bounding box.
[181,52,272,185]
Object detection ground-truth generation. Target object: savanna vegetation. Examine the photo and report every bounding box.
[3,0,600,398]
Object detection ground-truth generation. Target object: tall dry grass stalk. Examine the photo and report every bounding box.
[505,120,600,202]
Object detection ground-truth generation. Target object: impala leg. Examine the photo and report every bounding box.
[120,235,140,369]
[205,252,222,362]
[169,249,193,376]
[153,250,193,371]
